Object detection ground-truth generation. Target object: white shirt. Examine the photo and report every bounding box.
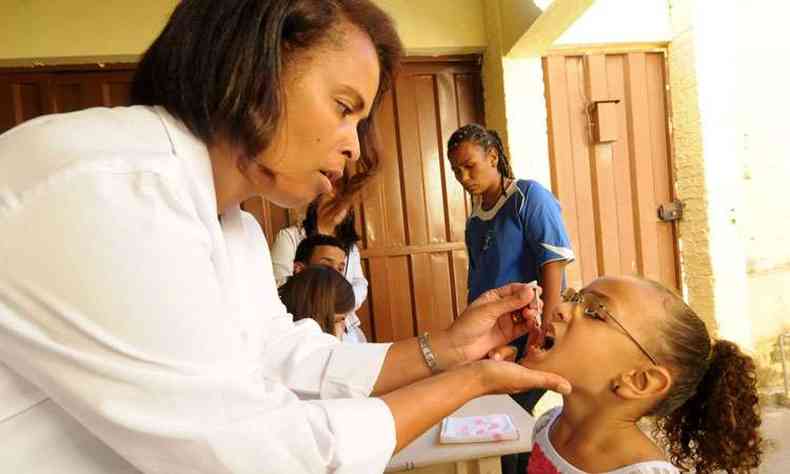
[270,226,369,343]
[0,106,396,473]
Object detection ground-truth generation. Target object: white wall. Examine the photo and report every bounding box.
[736,0,790,346]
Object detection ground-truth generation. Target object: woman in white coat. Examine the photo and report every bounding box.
[0,1,570,473]
[271,193,369,342]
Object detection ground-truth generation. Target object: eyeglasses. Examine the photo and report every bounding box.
[561,288,658,365]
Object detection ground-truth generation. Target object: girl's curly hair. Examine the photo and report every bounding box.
[645,280,762,473]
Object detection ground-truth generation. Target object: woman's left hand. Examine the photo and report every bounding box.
[445,283,543,366]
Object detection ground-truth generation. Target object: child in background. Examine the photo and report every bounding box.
[271,192,368,342]
[522,275,762,473]
[293,234,348,275]
[278,266,356,340]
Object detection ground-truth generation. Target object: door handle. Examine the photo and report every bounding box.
[657,200,684,222]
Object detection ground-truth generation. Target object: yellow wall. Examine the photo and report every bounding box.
[666,1,720,335]
[498,0,543,56]
[375,0,486,55]
[0,0,486,61]
[0,1,179,59]
[481,0,511,157]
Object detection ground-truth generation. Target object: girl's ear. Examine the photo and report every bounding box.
[613,366,672,401]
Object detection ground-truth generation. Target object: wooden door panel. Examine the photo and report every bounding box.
[645,54,679,288]
[544,51,680,291]
[414,74,447,245]
[50,72,133,113]
[544,56,585,289]
[359,60,483,341]
[585,54,622,276]
[101,80,132,107]
[606,54,640,276]
[0,69,135,134]
[624,53,662,282]
[436,73,466,244]
[394,73,430,247]
[0,74,49,132]
[368,256,414,342]
[360,89,407,250]
[412,252,455,335]
[566,56,600,286]
[450,249,469,314]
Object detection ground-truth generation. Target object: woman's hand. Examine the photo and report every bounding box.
[473,359,571,395]
[445,283,544,367]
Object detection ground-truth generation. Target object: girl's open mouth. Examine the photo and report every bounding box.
[525,322,557,359]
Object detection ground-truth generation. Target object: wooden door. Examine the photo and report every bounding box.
[543,52,680,291]
[353,59,483,342]
[0,67,136,132]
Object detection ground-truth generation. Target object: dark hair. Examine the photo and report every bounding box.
[302,196,360,249]
[295,234,347,265]
[131,0,402,198]
[447,123,514,196]
[279,265,355,333]
[643,279,762,473]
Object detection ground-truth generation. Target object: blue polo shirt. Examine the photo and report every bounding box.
[466,179,574,302]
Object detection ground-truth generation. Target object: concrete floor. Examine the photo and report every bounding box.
[760,404,790,473]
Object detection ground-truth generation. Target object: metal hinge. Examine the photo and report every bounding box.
[657,199,684,222]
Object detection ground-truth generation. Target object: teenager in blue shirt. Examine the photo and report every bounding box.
[447,123,575,472]
[448,124,574,380]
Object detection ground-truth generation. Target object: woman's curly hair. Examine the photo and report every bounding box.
[645,280,762,473]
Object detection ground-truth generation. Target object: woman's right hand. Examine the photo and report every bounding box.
[473,359,571,396]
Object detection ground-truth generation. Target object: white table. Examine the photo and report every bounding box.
[386,395,535,473]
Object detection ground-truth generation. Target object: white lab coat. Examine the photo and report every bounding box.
[0,106,396,473]
[270,226,368,343]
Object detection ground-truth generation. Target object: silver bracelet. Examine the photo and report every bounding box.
[418,332,441,374]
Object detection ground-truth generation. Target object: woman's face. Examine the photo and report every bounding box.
[521,276,662,397]
[448,141,501,196]
[254,24,381,208]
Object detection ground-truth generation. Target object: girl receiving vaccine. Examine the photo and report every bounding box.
[522,276,762,473]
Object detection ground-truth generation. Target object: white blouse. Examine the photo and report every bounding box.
[270,226,368,343]
[0,106,395,473]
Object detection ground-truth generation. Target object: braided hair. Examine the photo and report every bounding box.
[447,124,514,197]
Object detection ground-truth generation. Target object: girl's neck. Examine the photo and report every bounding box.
[549,397,664,471]
[480,175,509,210]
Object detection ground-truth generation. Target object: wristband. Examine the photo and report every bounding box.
[418,332,441,374]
